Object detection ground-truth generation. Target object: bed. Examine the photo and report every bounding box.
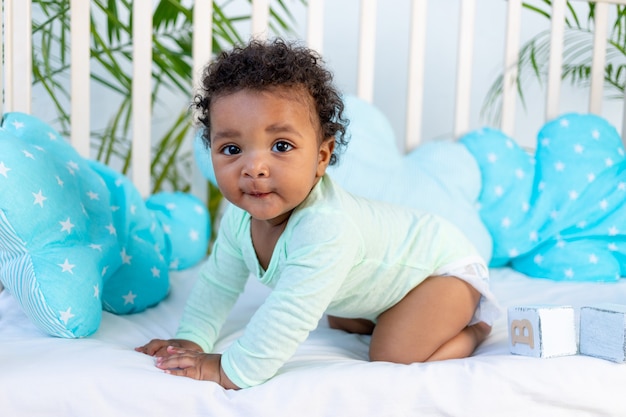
[2,0,626,416]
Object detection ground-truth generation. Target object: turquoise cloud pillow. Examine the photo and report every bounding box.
[0,113,210,337]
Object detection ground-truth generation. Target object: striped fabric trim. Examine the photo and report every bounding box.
[0,209,72,337]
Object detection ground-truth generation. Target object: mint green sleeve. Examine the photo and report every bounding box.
[220,216,359,388]
[175,207,250,353]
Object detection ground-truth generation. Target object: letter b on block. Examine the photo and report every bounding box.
[508,305,577,358]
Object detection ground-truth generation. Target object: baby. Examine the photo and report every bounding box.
[137,38,499,389]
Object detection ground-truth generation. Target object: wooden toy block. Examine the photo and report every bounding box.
[508,305,577,358]
[579,304,626,362]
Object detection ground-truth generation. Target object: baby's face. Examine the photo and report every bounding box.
[209,88,333,226]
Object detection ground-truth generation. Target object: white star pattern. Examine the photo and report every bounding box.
[564,268,574,279]
[163,224,172,234]
[122,291,137,305]
[59,218,75,234]
[573,144,584,154]
[58,259,76,274]
[608,226,619,236]
[554,161,565,171]
[599,199,609,210]
[32,190,47,207]
[169,258,180,269]
[48,132,58,140]
[494,185,504,197]
[22,150,35,160]
[59,307,75,325]
[120,248,132,265]
[515,169,525,179]
[508,248,519,257]
[605,158,614,167]
[569,190,578,200]
[67,161,80,171]
[105,223,117,235]
[577,221,587,229]
[533,254,543,265]
[0,162,11,178]
[521,202,530,212]
[189,229,199,241]
[12,120,25,129]
[94,284,100,298]
[89,244,102,251]
[151,266,161,278]
[130,204,137,215]
[591,129,600,139]
[608,243,618,251]
[86,191,99,200]
[589,254,599,264]
[487,153,497,163]
[587,173,595,183]
[618,182,626,191]
[101,265,109,277]
[166,203,177,210]
[560,119,569,127]
[56,176,64,186]
[529,231,538,242]
[541,138,550,147]
[194,205,204,214]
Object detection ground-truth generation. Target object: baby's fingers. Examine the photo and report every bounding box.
[156,355,200,377]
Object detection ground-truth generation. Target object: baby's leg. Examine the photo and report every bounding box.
[369,275,489,363]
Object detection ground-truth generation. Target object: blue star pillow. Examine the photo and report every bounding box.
[0,113,210,337]
[462,113,626,281]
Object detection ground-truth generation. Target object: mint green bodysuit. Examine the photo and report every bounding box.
[176,175,497,388]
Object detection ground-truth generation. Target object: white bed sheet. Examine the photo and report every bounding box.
[2,263,626,417]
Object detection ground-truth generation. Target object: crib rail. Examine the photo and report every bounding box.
[2,0,626,198]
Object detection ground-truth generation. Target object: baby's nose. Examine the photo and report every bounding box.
[242,153,269,178]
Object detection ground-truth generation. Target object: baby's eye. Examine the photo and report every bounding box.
[272,141,293,153]
[221,145,241,155]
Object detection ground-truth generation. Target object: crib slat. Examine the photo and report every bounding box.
[453,0,476,138]
[357,0,377,103]
[4,0,32,114]
[405,0,427,150]
[589,2,609,115]
[545,0,566,121]
[306,0,324,54]
[70,0,91,159]
[192,0,213,98]
[131,0,153,197]
[191,0,213,201]
[500,0,522,138]
[252,0,270,40]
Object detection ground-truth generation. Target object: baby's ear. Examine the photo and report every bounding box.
[316,137,335,176]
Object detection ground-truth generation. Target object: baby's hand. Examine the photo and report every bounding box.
[135,338,202,357]
[156,347,240,390]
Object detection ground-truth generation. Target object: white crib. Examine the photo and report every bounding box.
[3,0,626,197]
[2,1,626,416]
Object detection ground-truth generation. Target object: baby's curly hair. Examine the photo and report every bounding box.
[193,38,349,165]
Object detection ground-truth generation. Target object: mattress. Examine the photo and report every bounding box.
[2,263,626,416]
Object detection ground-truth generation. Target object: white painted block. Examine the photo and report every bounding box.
[508,305,577,358]
[580,304,626,362]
